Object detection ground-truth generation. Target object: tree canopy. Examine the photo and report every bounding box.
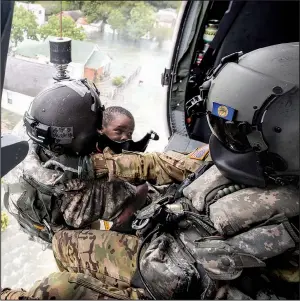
[13,1,181,45]
[39,15,86,41]
[126,2,156,40]
[151,26,173,47]
[64,1,84,10]
[146,1,181,11]
[107,9,127,35]
[82,0,178,39]
[11,5,39,47]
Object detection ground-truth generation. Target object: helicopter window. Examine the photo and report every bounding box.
[1,0,183,290]
[7,91,13,104]
[185,0,299,144]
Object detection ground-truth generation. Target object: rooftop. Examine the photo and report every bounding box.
[3,56,55,97]
[77,17,88,25]
[59,10,83,22]
[156,9,177,23]
[15,37,110,67]
[85,51,106,69]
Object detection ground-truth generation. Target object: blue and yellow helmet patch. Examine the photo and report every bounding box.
[212,102,237,121]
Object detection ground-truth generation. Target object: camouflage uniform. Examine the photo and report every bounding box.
[138,165,299,299]
[5,126,209,230]
[4,141,141,229]
[91,147,211,185]
[2,157,299,299]
[5,123,211,230]
[1,142,214,300]
[1,230,145,300]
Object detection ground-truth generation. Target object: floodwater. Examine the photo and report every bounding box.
[87,31,172,151]
[1,33,173,291]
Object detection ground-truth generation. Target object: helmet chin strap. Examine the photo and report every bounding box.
[265,173,299,186]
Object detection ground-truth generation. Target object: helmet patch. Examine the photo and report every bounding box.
[51,126,74,144]
[212,102,237,121]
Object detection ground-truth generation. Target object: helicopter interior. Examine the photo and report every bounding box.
[165,0,299,153]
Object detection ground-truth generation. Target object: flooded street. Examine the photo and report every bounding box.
[1,33,172,290]
[87,31,172,151]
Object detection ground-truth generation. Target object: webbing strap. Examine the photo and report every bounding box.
[3,185,19,220]
[3,182,28,194]
[3,182,38,223]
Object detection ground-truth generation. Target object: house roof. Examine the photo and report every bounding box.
[3,56,55,97]
[156,9,177,23]
[15,37,101,66]
[60,10,83,22]
[85,51,107,69]
[76,17,88,25]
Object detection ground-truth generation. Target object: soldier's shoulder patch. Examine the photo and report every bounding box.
[188,144,209,160]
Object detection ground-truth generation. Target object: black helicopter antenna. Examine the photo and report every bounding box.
[49,0,72,81]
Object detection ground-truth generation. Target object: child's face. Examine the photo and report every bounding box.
[100,114,135,142]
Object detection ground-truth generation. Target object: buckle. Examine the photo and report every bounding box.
[132,218,150,230]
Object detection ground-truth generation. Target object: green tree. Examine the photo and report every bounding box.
[151,26,173,47]
[82,1,117,32]
[112,76,125,87]
[35,1,61,16]
[82,1,139,33]
[65,1,84,10]
[36,1,83,16]
[107,10,126,35]
[11,5,39,47]
[39,15,86,40]
[146,1,181,11]
[82,1,160,39]
[126,2,155,41]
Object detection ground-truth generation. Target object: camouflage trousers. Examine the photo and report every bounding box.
[52,230,140,287]
[2,230,145,300]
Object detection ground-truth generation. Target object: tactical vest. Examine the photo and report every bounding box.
[134,165,299,300]
[3,123,67,244]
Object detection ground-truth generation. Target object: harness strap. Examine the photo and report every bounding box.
[3,179,55,242]
[283,221,299,244]
[3,184,20,220]
[3,182,29,194]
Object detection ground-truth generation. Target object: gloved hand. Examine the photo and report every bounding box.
[149,130,159,141]
[43,155,98,181]
[42,155,79,174]
[78,155,96,180]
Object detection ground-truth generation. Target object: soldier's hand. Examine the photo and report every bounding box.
[42,155,79,174]
[90,153,108,178]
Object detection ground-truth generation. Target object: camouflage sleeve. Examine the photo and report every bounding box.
[59,178,137,228]
[1,271,144,300]
[91,146,211,186]
[1,288,39,300]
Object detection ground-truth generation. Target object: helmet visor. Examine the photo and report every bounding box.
[207,112,253,153]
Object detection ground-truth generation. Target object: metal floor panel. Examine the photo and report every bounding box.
[164,132,207,153]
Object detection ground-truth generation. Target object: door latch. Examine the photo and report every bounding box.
[161,68,172,86]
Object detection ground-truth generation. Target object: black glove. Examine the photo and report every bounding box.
[78,155,95,180]
[42,154,95,182]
